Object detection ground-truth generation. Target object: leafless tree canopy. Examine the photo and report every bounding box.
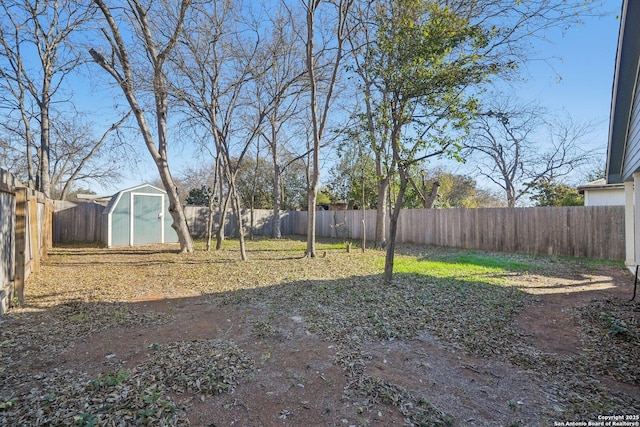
[0,0,604,264]
[466,96,600,207]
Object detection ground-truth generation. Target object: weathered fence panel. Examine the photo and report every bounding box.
[0,170,17,314]
[53,203,625,260]
[0,169,52,313]
[307,206,625,260]
[183,206,237,238]
[53,201,104,243]
[183,207,293,239]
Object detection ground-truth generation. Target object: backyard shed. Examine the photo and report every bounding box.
[101,184,178,248]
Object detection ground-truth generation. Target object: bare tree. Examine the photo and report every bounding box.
[255,5,308,239]
[49,111,131,200]
[466,97,598,207]
[0,0,95,196]
[169,1,274,260]
[89,0,194,253]
[169,1,234,252]
[302,0,353,258]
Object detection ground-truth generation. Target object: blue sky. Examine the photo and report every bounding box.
[439,0,623,192]
[90,1,623,196]
[513,2,620,149]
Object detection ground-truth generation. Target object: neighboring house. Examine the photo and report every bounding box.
[577,178,625,206]
[101,184,178,248]
[606,0,640,270]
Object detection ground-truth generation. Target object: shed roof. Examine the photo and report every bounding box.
[102,184,167,215]
[606,0,640,184]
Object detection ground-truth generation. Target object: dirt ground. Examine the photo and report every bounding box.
[62,272,637,426]
[1,242,639,426]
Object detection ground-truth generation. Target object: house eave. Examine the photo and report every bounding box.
[606,0,640,184]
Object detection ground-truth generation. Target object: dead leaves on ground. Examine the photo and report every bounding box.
[1,241,639,425]
[1,339,253,426]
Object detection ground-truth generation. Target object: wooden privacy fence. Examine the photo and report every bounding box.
[0,169,53,314]
[53,201,104,243]
[183,207,291,239]
[425,206,625,259]
[54,204,625,261]
[183,206,625,260]
[307,206,626,260]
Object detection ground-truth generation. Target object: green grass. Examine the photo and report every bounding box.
[387,252,531,286]
[444,253,532,271]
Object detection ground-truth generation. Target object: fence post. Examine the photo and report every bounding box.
[14,187,28,306]
[41,199,53,260]
[29,194,39,274]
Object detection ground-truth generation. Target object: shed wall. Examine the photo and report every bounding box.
[104,186,178,247]
[111,194,131,246]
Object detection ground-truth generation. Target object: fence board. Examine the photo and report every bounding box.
[0,169,51,312]
[53,201,104,242]
[0,186,16,314]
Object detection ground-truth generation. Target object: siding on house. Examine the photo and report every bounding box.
[584,188,625,206]
[607,0,640,183]
[622,77,640,181]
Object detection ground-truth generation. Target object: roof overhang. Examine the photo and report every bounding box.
[606,0,640,184]
[577,178,625,194]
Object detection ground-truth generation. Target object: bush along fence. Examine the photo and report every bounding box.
[52,203,625,262]
[0,169,53,314]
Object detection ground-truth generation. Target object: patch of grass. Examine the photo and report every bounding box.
[389,255,526,286]
[445,253,532,271]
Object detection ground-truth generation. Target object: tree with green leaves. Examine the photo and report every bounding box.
[327,137,378,209]
[530,180,584,207]
[185,186,213,206]
[402,168,503,208]
[367,0,506,283]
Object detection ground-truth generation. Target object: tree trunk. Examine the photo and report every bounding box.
[271,161,282,239]
[424,181,440,208]
[39,96,51,198]
[375,176,389,248]
[206,203,215,251]
[230,182,247,260]
[216,177,232,250]
[160,170,193,253]
[384,168,408,284]
[206,155,220,251]
[19,107,36,189]
[361,173,366,252]
[507,183,516,208]
[305,3,318,258]
[306,184,318,258]
[155,74,194,253]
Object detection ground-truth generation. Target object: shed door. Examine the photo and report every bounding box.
[132,194,163,245]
